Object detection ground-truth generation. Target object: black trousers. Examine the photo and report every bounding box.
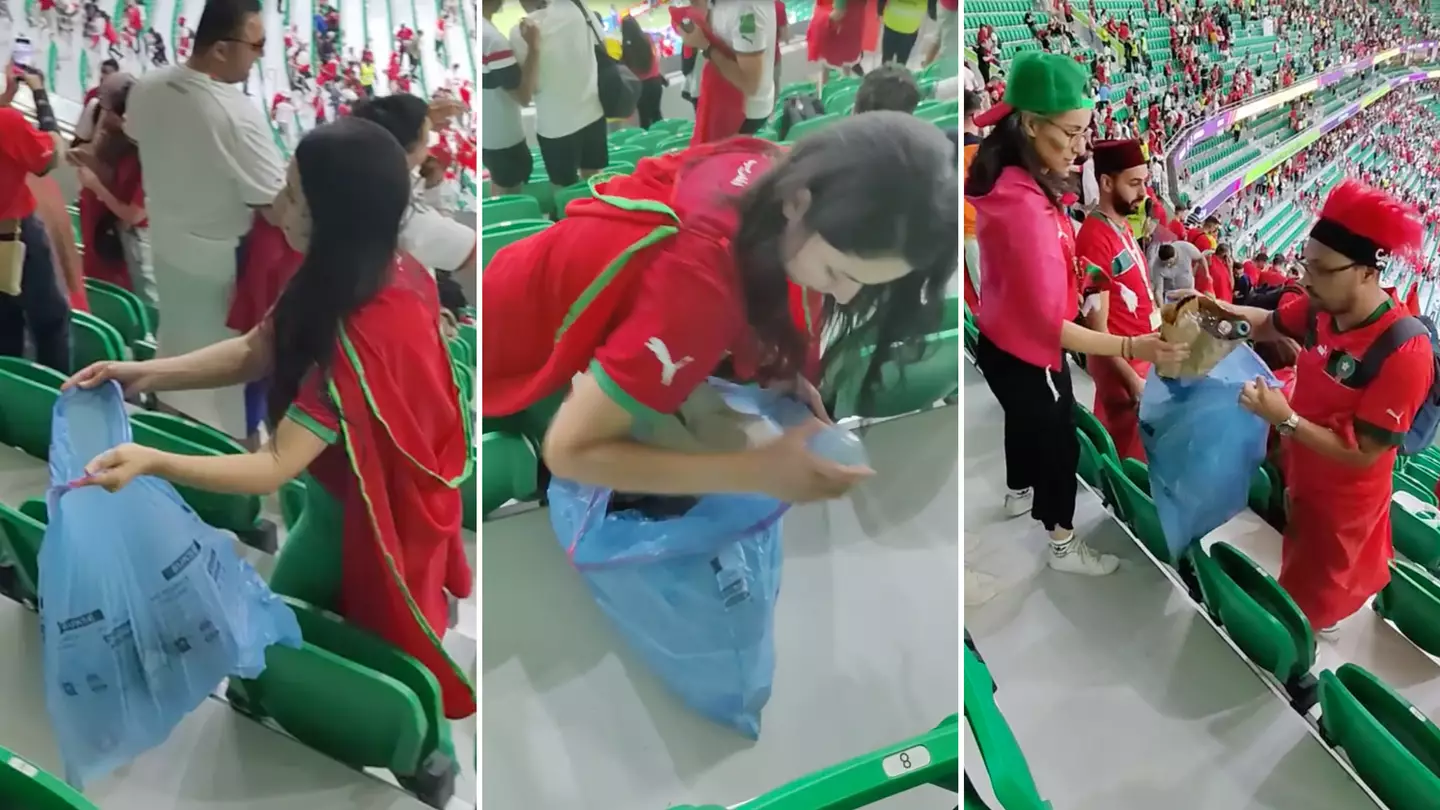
[637,77,665,129]
[882,27,918,65]
[975,333,1078,532]
[0,215,72,373]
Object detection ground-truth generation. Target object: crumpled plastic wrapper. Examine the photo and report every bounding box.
[1156,294,1253,378]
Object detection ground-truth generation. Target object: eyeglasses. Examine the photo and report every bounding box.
[223,37,267,54]
[1301,259,1359,278]
[1041,118,1089,146]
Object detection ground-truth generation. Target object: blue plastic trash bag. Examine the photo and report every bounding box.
[548,380,812,738]
[1140,344,1278,560]
[39,383,302,787]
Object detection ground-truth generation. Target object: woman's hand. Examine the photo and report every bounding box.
[64,360,160,395]
[768,374,834,424]
[82,443,165,492]
[1129,333,1190,365]
[750,421,873,503]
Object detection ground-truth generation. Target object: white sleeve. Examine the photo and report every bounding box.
[716,2,774,54]
[509,26,528,63]
[483,23,517,72]
[401,200,476,272]
[220,101,288,206]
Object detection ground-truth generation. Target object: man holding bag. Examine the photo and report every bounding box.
[1076,139,1156,460]
[1214,180,1436,635]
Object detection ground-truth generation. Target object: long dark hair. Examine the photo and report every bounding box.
[966,110,1067,207]
[732,112,958,410]
[266,118,413,429]
[619,15,654,75]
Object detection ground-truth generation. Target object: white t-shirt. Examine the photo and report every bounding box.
[481,17,526,149]
[402,191,475,273]
[710,0,776,121]
[509,2,603,139]
[125,65,286,240]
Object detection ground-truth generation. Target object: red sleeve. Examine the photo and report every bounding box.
[287,369,341,444]
[1074,221,1117,296]
[591,237,738,419]
[1355,334,1434,445]
[0,109,56,175]
[1271,288,1310,341]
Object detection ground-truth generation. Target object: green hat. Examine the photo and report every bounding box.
[995,52,1095,121]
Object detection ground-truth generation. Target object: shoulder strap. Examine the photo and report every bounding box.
[1349,316,1431,388]
[1303,302,1319,350]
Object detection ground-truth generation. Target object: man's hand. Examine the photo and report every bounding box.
[519,17,540,47]
[0,62,18,107]
[1239,376,1293,425]
[20,67,45,92]
[680,21,710,49]
[427,96,466,126]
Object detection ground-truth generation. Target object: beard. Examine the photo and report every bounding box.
[1113,194,1142,217]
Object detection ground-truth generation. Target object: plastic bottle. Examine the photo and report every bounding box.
[807,426,870,467]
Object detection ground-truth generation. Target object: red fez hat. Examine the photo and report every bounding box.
[1312,179,1423,266]
[1092,139,1147,176]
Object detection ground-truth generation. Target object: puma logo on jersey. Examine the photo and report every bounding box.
[1387,408,1404,424]
[645,338,693,386]
[732,159,758,188]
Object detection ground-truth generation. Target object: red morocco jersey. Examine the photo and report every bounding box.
[482,138,823,422]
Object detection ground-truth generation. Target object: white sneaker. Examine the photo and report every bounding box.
[1047,538,1120,576]
[1004,488,1034,518]
[966,568,1001,606]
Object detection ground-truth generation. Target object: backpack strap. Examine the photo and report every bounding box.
[1348,316,1430,388]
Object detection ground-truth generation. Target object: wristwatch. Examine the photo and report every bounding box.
[1275,413,1300,436]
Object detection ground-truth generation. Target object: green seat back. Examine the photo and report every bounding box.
[0,745,99,809]
[130,411,247,456]
[481,219,551,270]
[627,130,674,155]
[481,432,539,519]
[0,357,65,391]
[1248,465,1274,519]
[1099,455,1169,563]
[608,145,649,165]
[234,597,436,775]
[83,278,151,344]
[823,85,859,114]
[608,127,645,144]
[129,421,260,532]
[649,118,692,135]
[1075,428,1103,491]
[0,501,45,606]
[828,329,960,419]
[1073,404,1118,463]
[820,76,862,105]
[1391,492,1440,572]
[131,338,158,362]
[1207,542,1314,683]
[777,81,817,101]
[0,368,59,459]
[280,478,308,530]
[71,310,127,369]
[940,294,961,332]
[1394,471,1438,507]
[481,194,542,224]
[964,646,1050,809]
[553,181,593,218]
[1374,559,1440,657]
[1319,664,1440,810]
[675,714,961,810]
[787,113,845,142]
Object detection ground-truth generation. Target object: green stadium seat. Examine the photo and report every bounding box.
[1191,541,1317,706]
[1392,492,1440,573]
[228,595,457,807]
[0,501,45,607]
[84,279,152,345]
[480,432,539,520]
[1319,664,1440,810]
[963,645,1047,809]
[0,745,99,809]
[481,195,543,225]
[786,113,845,141]
[1100,455,1170,564]
[71,310,127,369]
[552,181,593,218]
[1373,559,1440,657]
[128,419,262,537]
[481,219,551,270]
[0,366,59,459]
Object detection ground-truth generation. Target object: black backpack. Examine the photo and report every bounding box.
[777,94,824,140]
